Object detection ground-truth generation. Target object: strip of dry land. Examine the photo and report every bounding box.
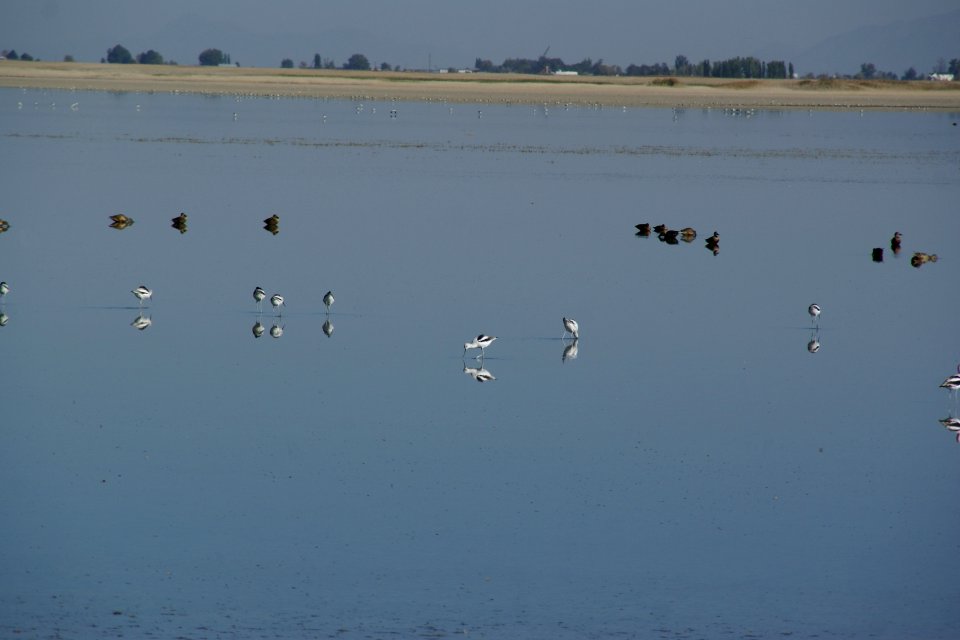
[2,61,959,111]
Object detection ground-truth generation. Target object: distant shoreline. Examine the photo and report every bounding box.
[2,61,960,111]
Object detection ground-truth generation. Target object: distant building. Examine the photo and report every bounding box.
[554,70,578,76]
[929,73,954,81]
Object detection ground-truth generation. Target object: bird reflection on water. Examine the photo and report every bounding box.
[322,318,334,338]
[807,329,820,354]
[463,364,496,383]
[252,319,265,338]
[270,324,284,339]
[562,338,579,362]
[130,313,152,331]
[938,416,960,443]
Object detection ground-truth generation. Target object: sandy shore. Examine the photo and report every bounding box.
[2,61,960,110]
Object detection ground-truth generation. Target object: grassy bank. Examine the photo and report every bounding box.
[2,61,959,110]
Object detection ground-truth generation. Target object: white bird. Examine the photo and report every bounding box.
[562,317,579,339]
[808,303,821,326]
[270,294,285,315]
[253,286,266,311]
[464,334,497,358]
[323,290,334,314]
[941,367,960,391]
[0,281,9,300]
[131,285,152,307]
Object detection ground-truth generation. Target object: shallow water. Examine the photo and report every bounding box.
[1,89,959,639]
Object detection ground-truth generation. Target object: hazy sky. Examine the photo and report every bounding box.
[1,0,957,71]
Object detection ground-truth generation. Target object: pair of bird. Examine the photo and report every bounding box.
[253,287,334,315]
[463,317,579,358]
[253,287,284,314]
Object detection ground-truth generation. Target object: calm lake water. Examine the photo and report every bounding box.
[1,87,959,639]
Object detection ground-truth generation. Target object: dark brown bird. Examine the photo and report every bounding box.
[910,252,938,268]
[108,213,134,230]
[653,224,669,234]
[263,214,280,235]
[171,212,188,234]
[635,223,651,235]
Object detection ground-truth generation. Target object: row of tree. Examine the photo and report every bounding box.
[9,44,958,80]
[2,49,35,61]
[280,53,394,71]
[474,54,795,78]
[101,45,234,67]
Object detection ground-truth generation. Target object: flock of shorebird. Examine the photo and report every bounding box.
[876,230,938,268]
[0,214,952,398]
[634,223,720,254]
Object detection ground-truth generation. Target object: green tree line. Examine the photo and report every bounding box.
[100,44,234,66]
[475,53,794,78]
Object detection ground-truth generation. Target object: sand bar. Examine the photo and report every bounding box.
[2,61,960,111]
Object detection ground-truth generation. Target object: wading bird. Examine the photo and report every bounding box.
[131,285,152,307]
[464,334,496,359]
[941,366,960,392]
[253,286,266,311]
[562,317,579,339]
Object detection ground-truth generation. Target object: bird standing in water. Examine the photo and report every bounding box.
[253,286,266,311]
[464,335,497,358]
[131,285,152,307]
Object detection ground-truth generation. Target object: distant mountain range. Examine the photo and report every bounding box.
[781,9,960,76]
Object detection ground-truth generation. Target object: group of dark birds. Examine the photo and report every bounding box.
[872,231,938,268]
[106,212,281,236]
[635,223,720,255]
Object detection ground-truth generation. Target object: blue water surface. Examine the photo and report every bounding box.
[1,88,959,639]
